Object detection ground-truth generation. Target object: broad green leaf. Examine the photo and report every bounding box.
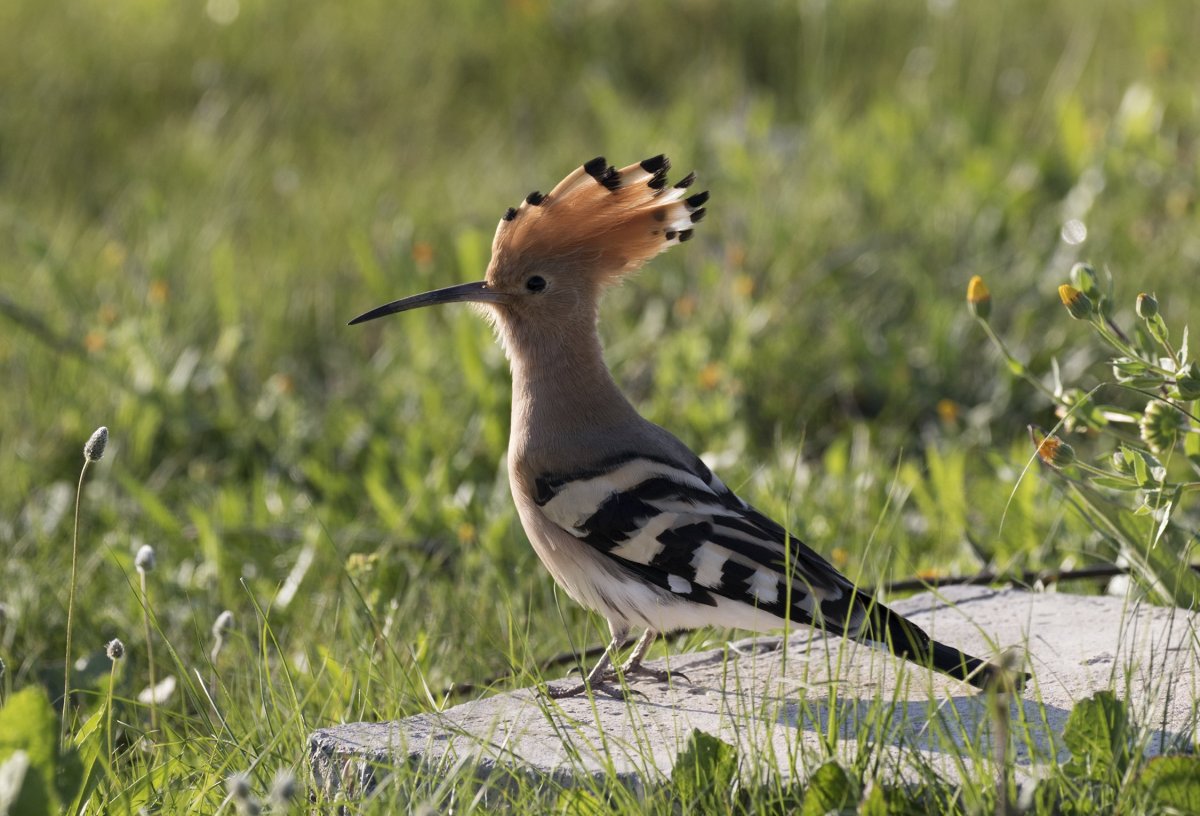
[1063,691,1131,782]
[671,729,737,805]
[1137,755,1200,813]
[1130,449,1148,486]
[801,761,856,816]
[0,751,33,816]
[0,688,66,815]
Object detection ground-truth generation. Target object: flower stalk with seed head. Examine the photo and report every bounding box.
[105,638,124,761]
[967,278,1061,404]
[64,425,108,747]
[136,544,158,733]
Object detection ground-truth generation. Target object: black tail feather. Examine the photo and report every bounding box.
[867,603,1029,691]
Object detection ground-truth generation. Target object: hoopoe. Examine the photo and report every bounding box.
[351,155,1023,698]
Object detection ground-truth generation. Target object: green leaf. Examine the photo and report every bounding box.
[671,729,738,806]
[858,783,886,816]
[71,707,104,752]
[554,788,611,816]
[67,706,105,816]
[1148,314,1171,347]
[1111,357,1158,387]
[1063,691,1132,782]
[1185,431,1200,473]
[1130,450,1148,486]
[1137,755,1200,813]
[1090,476,1140,491]
[0,688,69,815]
[801,761,857,816]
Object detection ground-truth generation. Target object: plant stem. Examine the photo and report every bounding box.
[140,571,158,735]
[106,660,117,764]
[63,459,92,747]
[1092,318,1176,377]
[978,320,1060,402]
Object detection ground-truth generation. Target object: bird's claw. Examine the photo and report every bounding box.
[544,678,647,701]
[623,665,692,686]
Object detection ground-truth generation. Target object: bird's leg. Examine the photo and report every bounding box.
[546,622,630,699]
[619,629,690,685]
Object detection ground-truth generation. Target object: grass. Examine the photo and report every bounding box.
[1,0,1198,811]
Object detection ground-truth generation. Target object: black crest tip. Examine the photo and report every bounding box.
[525,190,545,206]
[502,207,518,222]
[639,154,669,174]
[674,172,696,189]
[686,190,709,209]
[599,166,621,191]
[583,156,608,177]
[690,208,706,223]
[678,229,694,242]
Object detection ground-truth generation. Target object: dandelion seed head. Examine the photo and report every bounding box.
[106,638,125,660]
[84,426,109,462]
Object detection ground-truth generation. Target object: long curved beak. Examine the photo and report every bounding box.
[348,280,505,325]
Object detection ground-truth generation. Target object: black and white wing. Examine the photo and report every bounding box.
[533,451,1006,689]
[533,452,864,634]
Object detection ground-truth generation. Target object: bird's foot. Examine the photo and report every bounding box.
[621,664,691,686]
[544,678,646,701]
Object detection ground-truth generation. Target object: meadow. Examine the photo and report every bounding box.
[1,0,1198,811]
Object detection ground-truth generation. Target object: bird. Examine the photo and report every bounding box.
[350,155,1024,698]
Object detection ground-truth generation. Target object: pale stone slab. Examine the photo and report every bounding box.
[308,587,1199,797]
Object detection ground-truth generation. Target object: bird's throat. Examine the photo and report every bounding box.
[504,316,638,469]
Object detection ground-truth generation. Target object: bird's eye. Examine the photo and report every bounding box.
[526,275,547,293]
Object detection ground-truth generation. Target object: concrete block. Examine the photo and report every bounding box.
[308,587,1198,798]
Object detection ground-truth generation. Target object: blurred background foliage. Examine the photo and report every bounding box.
[0,0,1198,799]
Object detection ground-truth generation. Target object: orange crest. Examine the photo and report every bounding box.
[487,155,709,288]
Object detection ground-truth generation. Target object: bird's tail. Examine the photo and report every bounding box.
[856,600,1027,690]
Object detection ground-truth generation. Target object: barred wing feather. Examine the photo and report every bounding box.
[533,453,865,636]
[532,451,1013,689]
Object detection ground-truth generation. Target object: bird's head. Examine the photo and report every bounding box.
[349,155,708,337]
